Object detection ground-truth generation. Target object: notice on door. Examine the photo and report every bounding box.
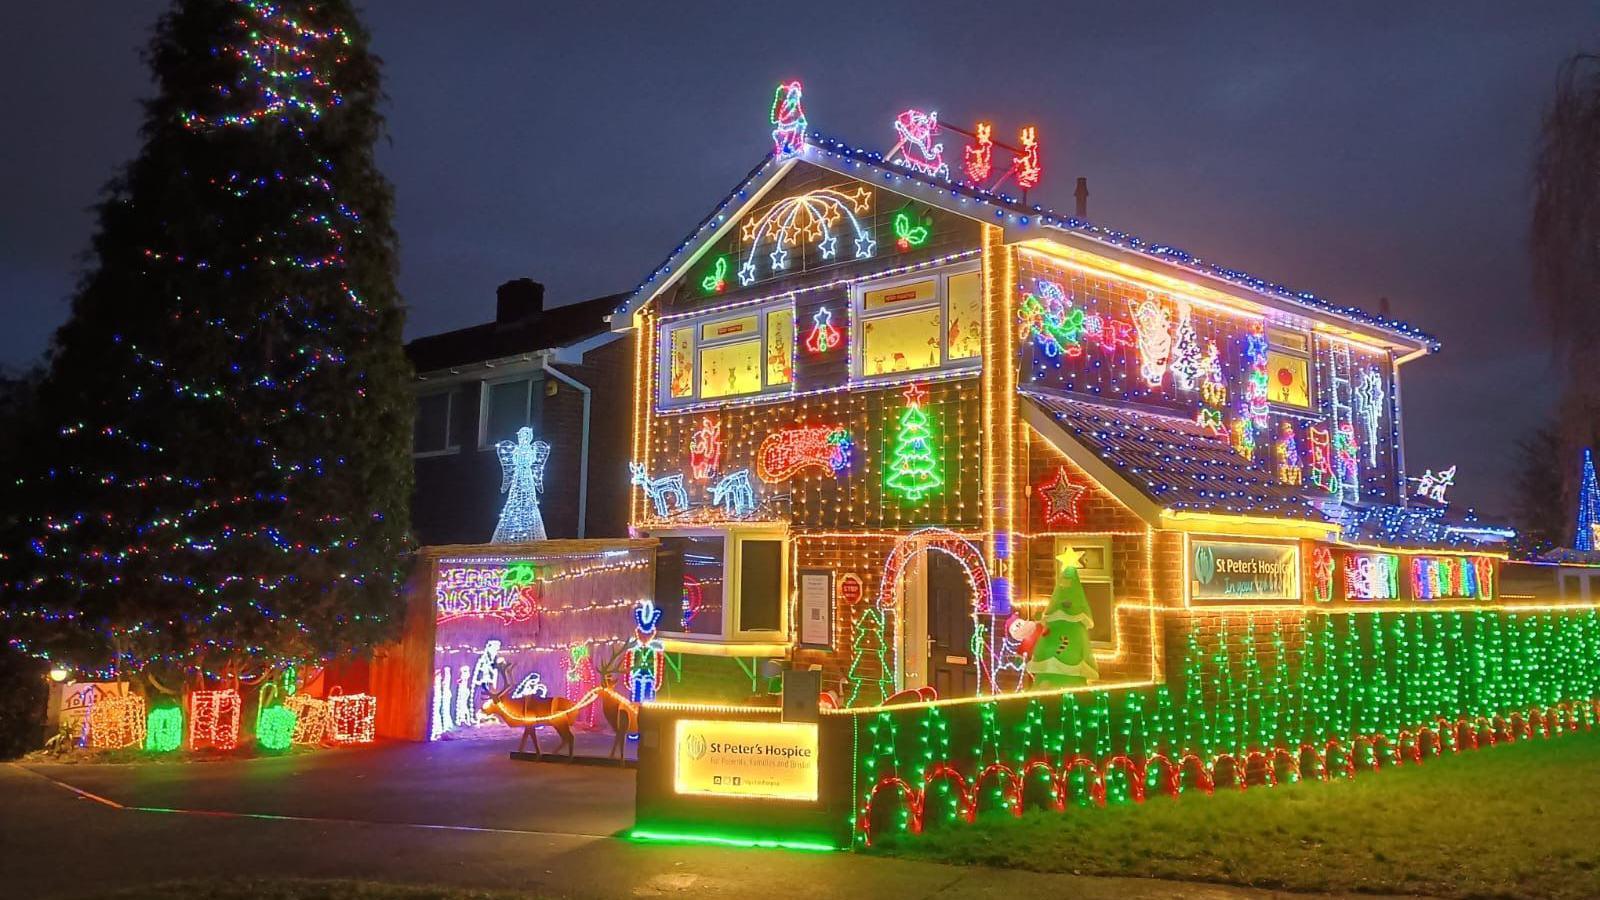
[673,719,819,801]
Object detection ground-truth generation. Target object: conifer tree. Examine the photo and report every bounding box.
[5,0,411,691]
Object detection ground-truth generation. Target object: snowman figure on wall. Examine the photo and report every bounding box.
[492,427,551,543]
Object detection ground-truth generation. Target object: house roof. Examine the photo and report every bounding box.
[407,292,625,374]
[614,135,1438,352]
[1022,389,1330,522]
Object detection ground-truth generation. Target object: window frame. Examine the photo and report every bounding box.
[657,300,795,410]
[1053,535,1116,649]
[413,387,461,458]
[478,374,539,449]
[649,524,790,647]
[1264,323,1314,412]
[849,262,983,385]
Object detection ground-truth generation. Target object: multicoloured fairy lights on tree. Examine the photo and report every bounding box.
[770,80,806,157]
[5,0,411,683]
[885,383,944,502]
[1577,449,1600,552]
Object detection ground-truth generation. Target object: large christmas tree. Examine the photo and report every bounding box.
[5,0,411,691]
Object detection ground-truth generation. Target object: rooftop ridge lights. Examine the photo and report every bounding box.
[616,136,1439,350]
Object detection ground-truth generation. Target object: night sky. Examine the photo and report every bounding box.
[3,2,1594,517]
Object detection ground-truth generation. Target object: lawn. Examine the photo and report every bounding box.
[872,727,1600,899]
[88,879,539,900]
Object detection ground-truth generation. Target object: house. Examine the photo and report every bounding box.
[406,278,633,546]
[609,96,1512,710]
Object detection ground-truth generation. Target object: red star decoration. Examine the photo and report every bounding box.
[1038,466,1087,526]
[901,381,929,408]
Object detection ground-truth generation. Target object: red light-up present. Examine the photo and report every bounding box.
[329,691,376,745]
[188,689,241,751]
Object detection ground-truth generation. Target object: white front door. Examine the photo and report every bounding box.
[896,554,928,692]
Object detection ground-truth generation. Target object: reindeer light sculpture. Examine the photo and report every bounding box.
[630,462,688,517]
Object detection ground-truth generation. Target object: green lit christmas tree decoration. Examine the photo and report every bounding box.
[884,382,944,502]
[846,606,895,707]
[1026,548,1099,690]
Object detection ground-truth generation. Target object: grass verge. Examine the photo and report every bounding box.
[871,727,1600,899]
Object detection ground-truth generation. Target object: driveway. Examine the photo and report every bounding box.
[4,741,1417,900]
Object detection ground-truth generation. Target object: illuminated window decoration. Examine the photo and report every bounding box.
[1195,341,1227,437]
[803,306,843,355]
[892,204,931,251]
[1230,417,1255,462]
[1412,465,1456,504]
[963,121,993,182]
[145,707,182,753]
[1011,125,1042,190]
[1275,423,1303,485]
[1309,545,1335,602]
[1307,425,1338,493]
[491,427,550,543]
[736,185,875,287]
[688,418,721,481]
[436,563,541,624]
[1168,306,1203,391]
[1037,466,1087,527]
[1027,548,1098,689]
[700,255,730,295]
[888,108,949,179]
[852,610,1600,846]
[756,424,853,482]
[770,79,807,157]
[1576,449,1599,552]
[188,689,241,751]
[626,600,666,714]
[1411,555,1494,601]
[630,462,689,517]
[709,469,758,517]
[511,672,548,700]
[329,692,377,744]
[1334,422,1361,502]
[1243,326,1270,429]
[679,574,705,631]
[285,694,329,746]
[88,694,146,749]
[885,382,944,502]
[1019,279,1085,359]
[1128,295,1172,387]
[1344,553,1399,600]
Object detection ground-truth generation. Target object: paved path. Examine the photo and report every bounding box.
[3,743,1420,900]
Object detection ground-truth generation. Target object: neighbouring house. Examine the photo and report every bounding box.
[406,278,634,545]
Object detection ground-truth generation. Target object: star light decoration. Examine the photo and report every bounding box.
[736,186,875,287]
[1038,466,1088,527]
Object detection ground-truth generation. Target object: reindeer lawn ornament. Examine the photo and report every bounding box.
[708,468,757,517]
[630,462,688,518]
[480,661,639,763]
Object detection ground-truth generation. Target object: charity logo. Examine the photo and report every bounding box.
[1194,545,1216,585]
[684,732,707,761]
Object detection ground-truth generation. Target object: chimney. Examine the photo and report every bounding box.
[1378,296,1392,318]
[496,278,544,323]
[1074,177,1089,220]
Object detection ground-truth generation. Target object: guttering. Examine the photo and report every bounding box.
[541,360,592,538]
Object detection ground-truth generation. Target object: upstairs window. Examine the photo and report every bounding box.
[480,375,542,447]
[1265,325,1312,410]
[661,302,794,407]
[414,388,460,456]
[852,265,982,381]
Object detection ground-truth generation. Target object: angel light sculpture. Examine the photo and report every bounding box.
[491,427,551,543]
